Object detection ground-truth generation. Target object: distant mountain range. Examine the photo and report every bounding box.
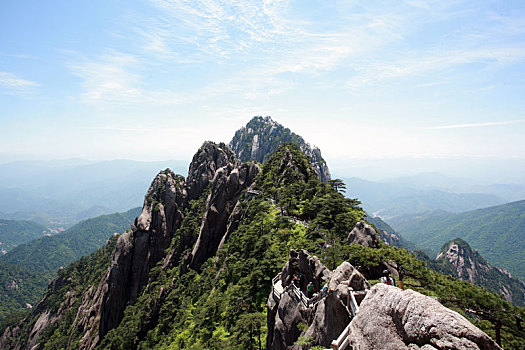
[342,176,510,223]
[398,200,525,281]
[0,159,187,227]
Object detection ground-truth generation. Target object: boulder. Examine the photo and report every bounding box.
[347,220,380,248]
[347,284,501,350]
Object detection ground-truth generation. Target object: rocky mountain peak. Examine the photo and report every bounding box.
[437,238,525,306]
[186,141,238,201]
[229,116,331,182]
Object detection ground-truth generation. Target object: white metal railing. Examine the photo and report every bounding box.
[330,291,361,350]
[290,283,310,307]
[272,273,283,301]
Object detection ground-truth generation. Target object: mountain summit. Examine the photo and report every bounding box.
[437,238,525,306]
[229,116,331,182]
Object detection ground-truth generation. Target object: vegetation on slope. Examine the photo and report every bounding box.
[0,207,140,272]
[341,243,525,349]
[3,237,119,349]
[435,238,525,306]
[0,219,47,253]
[101,143,361,349]
[398,200,525,280]
[0,208,140,321]
[0,263,48,320]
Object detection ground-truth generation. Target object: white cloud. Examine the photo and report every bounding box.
[346,47,525,89]
[69,53,185,107]
[0,72,39,94]
[424,120,525,130]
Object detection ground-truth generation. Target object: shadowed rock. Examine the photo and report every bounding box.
[268,251,369,350]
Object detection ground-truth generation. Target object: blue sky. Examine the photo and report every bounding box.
[1,0,524,180]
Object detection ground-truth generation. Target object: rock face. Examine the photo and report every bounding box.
[0,141,260,350]
[436,238,525,306]
[267,250,369,350]
[347,284,502,350]
[347,220,381,248]
[99,168,186,338]
[229,116,331,182]
[188,161,260,269]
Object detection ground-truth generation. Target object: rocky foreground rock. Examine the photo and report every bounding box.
[268,251,501,350]
[347,284,502,350]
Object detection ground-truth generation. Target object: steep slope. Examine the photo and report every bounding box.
[0,219,47,254]
[230,116,331,182]
[437,238,525,306]
[0,208,140,321]
[399,200,525,280]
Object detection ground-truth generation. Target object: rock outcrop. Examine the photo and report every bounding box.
[365,214,412,249]
[436,238,525,306]
[229,116,331,182]
[347,220,380,248]
[186,142,237,201]
[347,284,502,350]
[99,169,186,338]
[188,161,260,269]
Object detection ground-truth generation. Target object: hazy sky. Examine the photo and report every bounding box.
[1,0,524,180]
